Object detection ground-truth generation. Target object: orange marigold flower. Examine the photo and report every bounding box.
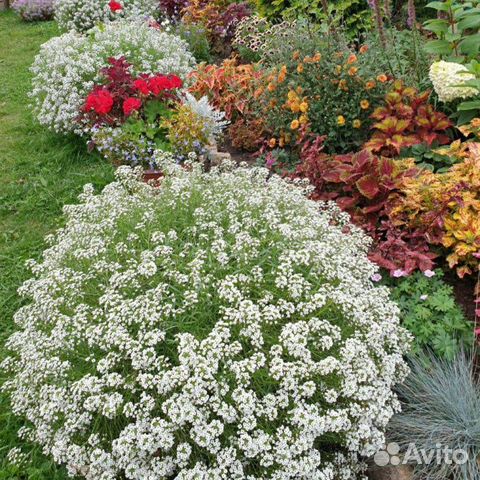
[287,90,297,101]
[348,66,358,76]
[377,74,388,83]
[360,99,370,109]
[299,102,309,113]
[339,79,348,91]
[279,137,285,147]
[292,50,300,60]
[365,80,376,90]
[337,115,346,126]
[267,82,276,92]
[299,114,308,125]
[290,102,300,113]
[359,45,369,54]
[347,53,357,64]
[297,63,304,74]
[268,138,277,148]
[291,119,300,130]
[313,52,322,62]
[353,119,362,128]
[296,86,304,94]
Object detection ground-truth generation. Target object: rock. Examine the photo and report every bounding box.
[205,142,232,167]
[368,465,414,480]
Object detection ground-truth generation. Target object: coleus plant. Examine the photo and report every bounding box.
[294,132,437,275]
[365,80,452,157]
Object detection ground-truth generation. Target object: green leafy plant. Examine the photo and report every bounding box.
[423,0,480,61]
[387,270,472,358]
[399,142,460,172]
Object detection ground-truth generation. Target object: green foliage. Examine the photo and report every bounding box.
[400,142,460,172]
[424,0,480,61]
[174,22,213,63]
[387,270,473,359]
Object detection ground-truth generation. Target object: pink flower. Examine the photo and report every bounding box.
[123,97,142,116]
[109,0,122,12]
[392,269,407,278]
[371,273,382,282]
[423,269,435,278]
[475,327,480,336]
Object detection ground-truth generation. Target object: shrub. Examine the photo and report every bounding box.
[12,0,54,21]
[258,41,390,154]
[387,270,472,358]
[30,20,195,134]
[2,164,410,479]
[54,0,159,32]
[293,140,437,274]
[364,80,452,157]
[189,58,267,150]
[389,352,480,480]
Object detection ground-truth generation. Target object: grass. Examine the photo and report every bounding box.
[0,11,114,479]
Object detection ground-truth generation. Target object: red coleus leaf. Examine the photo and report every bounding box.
[356,174,380,200]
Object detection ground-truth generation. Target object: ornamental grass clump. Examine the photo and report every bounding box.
[54,0,159,32]
[2,163,410,479]
[30,20,195,134]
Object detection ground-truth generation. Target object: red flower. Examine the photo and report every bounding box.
[133,78,150,95]
[148,74,183,95]
[85,88,114,115]
[109,0,122,12]
[123,97,142,116]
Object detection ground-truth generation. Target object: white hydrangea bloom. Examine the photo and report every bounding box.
[2,165,410,479]
[54,0,159,33]
[429,60,477,102]
[30,20,195,134]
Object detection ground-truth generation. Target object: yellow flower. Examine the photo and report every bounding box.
[335,65,342,75]
[360,99,370,109]
[297,63,304,74]
[287,90,297,101]
[279,137,285,147]
[353,119,362,128]
[299,114,308,125]
[299,102,309,113]
[337,115,346,126]
[268,138,277,148]
[290,119,300,130]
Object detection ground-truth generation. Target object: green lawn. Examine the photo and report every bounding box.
[0,11,114,479]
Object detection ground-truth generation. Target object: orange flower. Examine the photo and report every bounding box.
[268,138,277,148]
[347,53,357,64]
[359,45,369,54]
[335,65,342,75]
[353,119,362,128]
[360,99,370,109]
[313,52,321,62]
[365,80,376,90]
[254,87,264,98]
[287,90,297,101]
[337,115,346,126]
[471,118,480,128]
[269,99,277,108]
[296,86,304,94]
[291,119,300,130]
[339,79,348,91]
[279,137,285,147]
[297,63,304,74]
[290,102,300,113]
[267,82,276,92]
[292,50,300,60]
[348,66,358,76]
[377,74,388,83]
[278,65,287,83]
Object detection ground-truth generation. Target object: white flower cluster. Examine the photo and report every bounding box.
[54,0,159,32]
[429,60,478,103]
[30,20,195,134]
[2,164,410,480]
[182,92,230,140]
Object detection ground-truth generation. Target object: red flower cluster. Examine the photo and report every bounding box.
[82,57,183,126]
[133,74,183,96]
[85,88,114,115]
[108,0,123,12]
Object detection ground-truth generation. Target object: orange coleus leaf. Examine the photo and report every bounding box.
[356,174,380,199]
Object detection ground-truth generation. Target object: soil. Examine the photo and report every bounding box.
[442,265,477,325]
[219,138,257,166]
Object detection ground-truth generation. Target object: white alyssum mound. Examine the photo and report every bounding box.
[54,0,159,32]
[30,20,195,134]
[2,163,410,480]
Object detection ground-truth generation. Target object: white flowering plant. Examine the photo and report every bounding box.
[54,0,159,32]
[30,20,195,134]
[2,163,410,480]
